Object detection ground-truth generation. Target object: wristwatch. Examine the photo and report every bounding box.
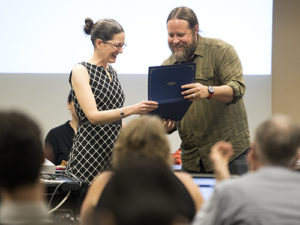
[119,109,125,119]
[207,86,214,99]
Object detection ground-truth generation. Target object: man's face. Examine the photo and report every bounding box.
[167,19,197,62]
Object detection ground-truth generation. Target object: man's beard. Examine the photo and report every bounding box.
[170,34,197,63]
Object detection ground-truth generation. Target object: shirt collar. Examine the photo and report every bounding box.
[193,34,204,57]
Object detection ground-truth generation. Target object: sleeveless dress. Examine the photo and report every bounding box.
[66,62,125,183]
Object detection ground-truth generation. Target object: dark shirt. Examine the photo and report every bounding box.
[45,121,75,165]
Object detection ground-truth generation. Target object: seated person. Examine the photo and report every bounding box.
[0,111,53,225]
[80,115,204,225]
[193,114,300,225]
[44,91,78,165]
[93,158,191,225]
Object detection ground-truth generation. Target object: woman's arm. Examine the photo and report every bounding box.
[80,171,113,225]
[71,64,158,125]
[175,172,204,211]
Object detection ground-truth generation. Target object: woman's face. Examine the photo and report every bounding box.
[102,32,125,64]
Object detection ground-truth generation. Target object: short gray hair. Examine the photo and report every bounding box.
[255,114,300,167]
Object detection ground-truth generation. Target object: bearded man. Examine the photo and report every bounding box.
[162,6,250,175]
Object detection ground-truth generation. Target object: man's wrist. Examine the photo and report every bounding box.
[207,86,215,99]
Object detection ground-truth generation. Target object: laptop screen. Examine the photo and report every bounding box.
[192,175,216,200]
[172,165,216,200]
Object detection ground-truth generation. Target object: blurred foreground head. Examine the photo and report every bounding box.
[94,158,189,225]
[112,115,171,168]
[0,111,44,191]
[254,114,300,167]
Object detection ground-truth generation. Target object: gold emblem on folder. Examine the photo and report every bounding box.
[167,81,176,86]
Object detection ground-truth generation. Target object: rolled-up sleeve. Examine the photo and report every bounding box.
[217,45,246,104]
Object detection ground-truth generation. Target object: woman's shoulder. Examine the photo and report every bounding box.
[174,171,194,182]
[174,171,204,211]
[92,170,114,186]
[83,171,114,206]
[70,63,90,82]
[72,62,87,72]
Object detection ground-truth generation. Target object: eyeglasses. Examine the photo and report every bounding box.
[103,41,127,49]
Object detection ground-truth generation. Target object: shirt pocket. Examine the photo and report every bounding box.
[195,69,214,85]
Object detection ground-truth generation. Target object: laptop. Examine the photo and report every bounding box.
[172,164,216,200]
[191,174,216,200]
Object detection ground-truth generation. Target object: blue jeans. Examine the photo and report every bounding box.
[228,148,249,175]
[182,148,249,175]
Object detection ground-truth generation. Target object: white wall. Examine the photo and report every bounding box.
[0,0,273,152]
[0,0,272,75]
[0,74,271,152]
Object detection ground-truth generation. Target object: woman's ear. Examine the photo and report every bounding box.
[95,39,103,48]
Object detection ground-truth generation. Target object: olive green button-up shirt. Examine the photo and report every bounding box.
[162,35,250,172]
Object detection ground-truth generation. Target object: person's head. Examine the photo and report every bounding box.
[67,90,77,120]
[166,7,199,63]
[0,111,44,192]
[253,114,300,168]
[84,18,125,64]
[93,158,189,225]
[112,115,171,169]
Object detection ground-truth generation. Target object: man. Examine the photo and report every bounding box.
[0,111,53,224]
[163,6,250,174]
[44,91,78,165]
[193,114,300,225]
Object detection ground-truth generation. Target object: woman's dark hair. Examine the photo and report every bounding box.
[83,17,124,47]
[167,6,198,29]
[94,158,190,225]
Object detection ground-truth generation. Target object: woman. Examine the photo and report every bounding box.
[93,158,192,225]
[80,115,204,225]
[65,18,158,183]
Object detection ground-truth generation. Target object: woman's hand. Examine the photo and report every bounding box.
[133,100,158,114]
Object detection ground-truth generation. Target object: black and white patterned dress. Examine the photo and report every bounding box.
[66,62,125,183]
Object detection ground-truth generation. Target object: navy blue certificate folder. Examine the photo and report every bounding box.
[148,63,196,121]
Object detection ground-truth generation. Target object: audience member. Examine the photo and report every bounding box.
[44,91,78,165]
[92,158,191,225]
[80,115,204,225]
[193,114,300,225]
[0,111,53,225]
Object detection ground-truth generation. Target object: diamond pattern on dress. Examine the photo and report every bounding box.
[66,62,125,183]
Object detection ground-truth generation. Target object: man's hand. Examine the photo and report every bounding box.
[162,119,176,133]
[209,141,233,182]
[181,83,209,101]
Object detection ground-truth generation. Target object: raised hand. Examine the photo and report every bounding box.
[209,141,233,182]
